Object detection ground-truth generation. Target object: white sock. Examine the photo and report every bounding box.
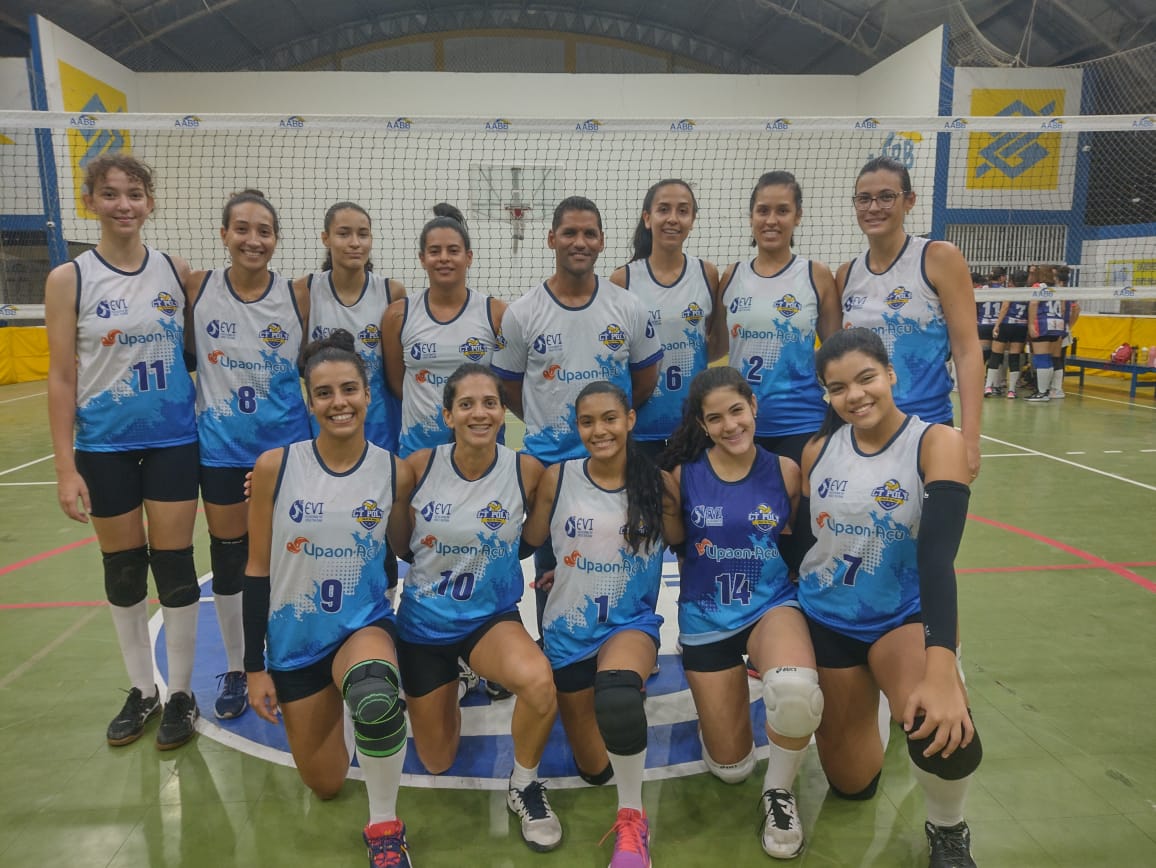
[109,600,156,696]
[362,739,407,825]
[1036,367,1053,394]
[214,591,245,673]
[984,368,998,388]
[510,759,538,790]
[1008,371,1020,392]
[162,602,199,695]
[878,692,892,752]
[910,763,970,828]
[609,750,646,811]
[763,740,807,792]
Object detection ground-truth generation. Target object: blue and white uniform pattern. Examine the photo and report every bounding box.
[73,248,197,451]
[399,444,526,644]
[1032,296,1065,338]
[723,256,826,437]
[842,236,953,424]
[542,459,664,669]
[193,270,310,468]
[267,440,396,671]
[797,416,931,643]
[307,271,397,450]
[492,278,663,464]
[624,256,712,442]
[976,300,1000,328]
[398,289,500,457]
[677,447,794,645]
[1000,301,1029,326]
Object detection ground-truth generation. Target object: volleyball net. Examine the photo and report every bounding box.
[2,111,1155,319]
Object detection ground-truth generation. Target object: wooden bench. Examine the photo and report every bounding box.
[1064,356,1156,399]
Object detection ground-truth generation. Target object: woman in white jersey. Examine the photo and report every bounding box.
[184,189,312,721]
[838,156,983,480]
[46,154,201,750]
[798,327,982,868]
[390,363,562,854]
[382,203,505,458]
[610,179,721,461]
[244,330,415,868]
[523,381,677,868]
[660,367,819,860]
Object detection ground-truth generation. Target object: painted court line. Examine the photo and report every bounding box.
[0,390,46,405]
[0,535,98,577]
[980,434,1156,493]
[1077,392,1156,411]
[0,482,55,487]
[980,452,1037,458]
[0,606,103,689]
[0,454,53,477]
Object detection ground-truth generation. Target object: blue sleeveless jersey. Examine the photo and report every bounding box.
[1032,296,1065,337]
[677,447,795,644]
[72,248,197,451]
[842,236,953,424]
[1000,301,1028,325]
[723,256,827,437]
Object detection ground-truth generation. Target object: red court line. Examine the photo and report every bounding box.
[0,535,98,577]
[0,597,162,611]
[967,513,1156,594]
[959,560,1156,575]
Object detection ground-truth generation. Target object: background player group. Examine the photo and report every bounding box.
[47,152,984,868]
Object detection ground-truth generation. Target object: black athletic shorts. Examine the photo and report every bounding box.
[269,616,398,704]
[754,433,813,467]
[681,619,763,674]
[977,324,995,341]
[994,323,1028,344]
[75,441,200,518]
[552,633,661,694]
[806,612,922,669]
[396,610,522,698]
[200,465,250,506]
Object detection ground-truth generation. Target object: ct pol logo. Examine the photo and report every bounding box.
[167,550,778,789]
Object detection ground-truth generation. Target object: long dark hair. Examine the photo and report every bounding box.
[222,188,280,237]
[812,327,890,439]
[419,202,471,251]
[659,367,754,471]
[749,171,802,248]
[442,362,506,412]
[321,201,374,272]
[575,381,663,553]
[855,155,912,195]
[629,179,697,262]
[301,328,367,390]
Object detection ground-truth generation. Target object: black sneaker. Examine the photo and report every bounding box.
[926,820,977,868]
[1025,391,1051,403]
[106,686,161,746]
[156,691,199,751]
[484,680,513,700]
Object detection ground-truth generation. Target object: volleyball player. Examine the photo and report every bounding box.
[839,156,984,481]
[243,330,414,867]
[660,367,820,859]
[1026,265,1064,402]
[1048,264,1079,399]
[185,189,311,720]
[46,154,201,749]
[975,273,1000,380]
[798,327,981,868]
[610,179,721,460]
[522,381,675,868]
[984,270,1030,399]
[391,364,561,853]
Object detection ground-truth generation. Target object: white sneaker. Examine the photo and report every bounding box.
[507,779,563,852]
[760,788,804,859]
[1050,387,1066,399]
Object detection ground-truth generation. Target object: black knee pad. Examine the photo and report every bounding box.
[1006,352,1021,371]
[593,669,647,756]
[982,348,992,366]
[103,546,149,607]
[906,714,983,780]
[342,660,406,758]
[986,352,1002,371]
[578,762,614,786]
[828,770,881,801]
[210,534,248,596]
[151,546,200,607]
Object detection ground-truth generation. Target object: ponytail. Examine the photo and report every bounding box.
[630,179,697,263]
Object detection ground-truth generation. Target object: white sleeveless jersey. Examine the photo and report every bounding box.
[797,416,931,643]
[268,440,396,671]
[723,256,827,437]
[192,270,311,467]
[492,278,663,464]
[542,459,664,669]
[307,271,397,450]
[624,255,712,441]
[398,289,500,457]
[399,444,526,644]
[72,248,197,451]
[842,236,953,424]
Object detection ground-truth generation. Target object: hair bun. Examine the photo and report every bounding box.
[325,328,356,353]
[432,202,466,226]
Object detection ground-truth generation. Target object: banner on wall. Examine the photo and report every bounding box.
[948,67,1083,211]
[59,60,131,219]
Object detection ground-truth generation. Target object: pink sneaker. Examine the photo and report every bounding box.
[602,807,651,867]
[364,819,412,867]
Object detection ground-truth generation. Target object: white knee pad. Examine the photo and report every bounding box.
[762,667,823,739]
[699,730,756,784]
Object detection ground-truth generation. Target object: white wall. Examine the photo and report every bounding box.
[0,57,38,216]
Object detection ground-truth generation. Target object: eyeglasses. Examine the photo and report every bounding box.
[851,190,908,211]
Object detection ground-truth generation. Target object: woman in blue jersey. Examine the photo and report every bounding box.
[244,330,415,868]
[798,327,981,868]
[1025,264,1065,402]
[46,154,201,750]
[184,189,312,720]
[660,367,820,860]
[390,363,561,854]
[984,270,1030,399]
[523,381,676,868]
[382,203,505,457]
[610,179,721,461]
[839,156,983,479]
